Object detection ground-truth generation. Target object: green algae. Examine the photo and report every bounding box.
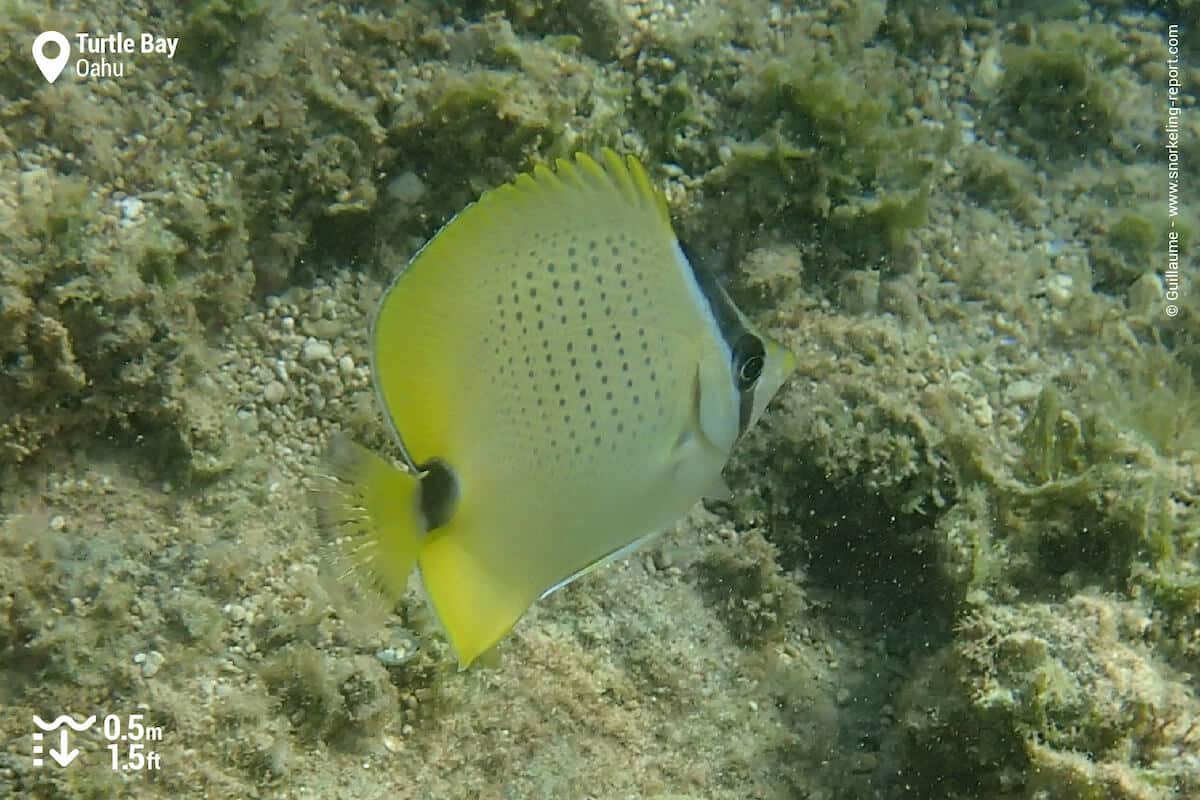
[1018,387,1086,485]
[996,22,1129,160]
[179,0,266,70]
[1087,348,1200,459]
[707,40,947,272]
[696,529,803,647]
[473,0,627,60]
[1091,208,1189,295]
[260,644,398,748]
[893,598,1200,800]
[958,146,1042,223]
[883,1,967,52]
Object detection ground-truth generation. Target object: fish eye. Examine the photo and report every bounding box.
[739,355,764,386]
[733,334,765,390]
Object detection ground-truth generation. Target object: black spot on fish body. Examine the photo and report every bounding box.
[417,458,459,531]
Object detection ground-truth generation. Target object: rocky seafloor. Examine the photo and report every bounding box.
[1,1,1198,798]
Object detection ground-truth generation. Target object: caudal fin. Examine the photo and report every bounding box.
[314,434,424,602]
[419,518,545,670]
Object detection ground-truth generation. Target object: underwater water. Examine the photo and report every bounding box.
[1,1,1197,798]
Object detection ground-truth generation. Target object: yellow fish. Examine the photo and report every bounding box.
[321,150,794,667]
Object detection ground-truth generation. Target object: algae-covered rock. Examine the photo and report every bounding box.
[695,527,804,647]
[890,596,1200,799]
[261,644,399,748]
[958,145,1043,223]
[705,39,947,275]
[995,22,1130,161]
[0,1,631,478]
[0,159,254,478]
[470,0,628,61]
[1091,208,1188,296]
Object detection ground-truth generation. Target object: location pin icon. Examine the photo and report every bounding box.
[32,31,70,84]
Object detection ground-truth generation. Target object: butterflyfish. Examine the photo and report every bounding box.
[320,150,794,668]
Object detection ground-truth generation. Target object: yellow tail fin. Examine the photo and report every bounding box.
[315,435,424,602]
[419,519,539,669]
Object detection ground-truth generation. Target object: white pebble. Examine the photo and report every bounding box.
[972,398,994,428]
[134,650,165,678]
[338,355,355,375]
[302,339,333,364]
[263,381,287,404]
[1045,274,1073,308]
[308,385,327,412]
[388,171,426,206]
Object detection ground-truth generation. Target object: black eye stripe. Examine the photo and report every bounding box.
[675,238,762,436]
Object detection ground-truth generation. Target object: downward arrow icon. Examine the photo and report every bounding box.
[49,728,79,767]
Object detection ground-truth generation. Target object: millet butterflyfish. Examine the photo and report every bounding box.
[319,150,794,668]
